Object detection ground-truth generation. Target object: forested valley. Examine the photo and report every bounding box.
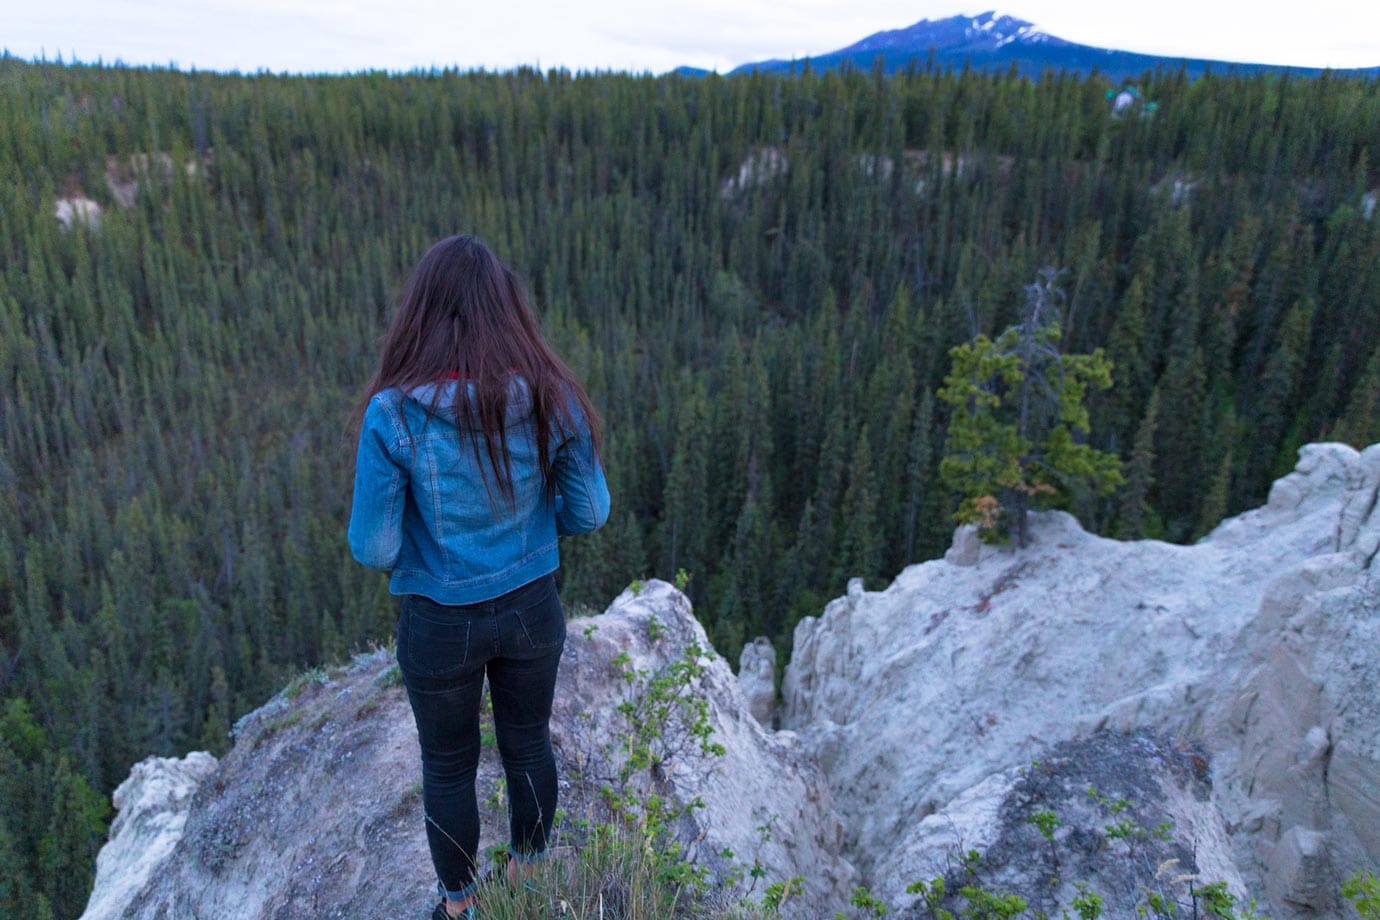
[0,56,1377,915]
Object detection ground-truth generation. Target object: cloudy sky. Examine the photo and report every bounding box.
[7,0,1380,74]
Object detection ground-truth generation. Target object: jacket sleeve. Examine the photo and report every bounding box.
[348,396,409,570]
[552,406,611,536]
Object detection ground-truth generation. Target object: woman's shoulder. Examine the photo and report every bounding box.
[368,386,405,407]
[363,388,407,438]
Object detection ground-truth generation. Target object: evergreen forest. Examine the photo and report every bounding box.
[1,56,1378,916]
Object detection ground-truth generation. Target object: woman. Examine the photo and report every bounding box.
[348,234,610,919]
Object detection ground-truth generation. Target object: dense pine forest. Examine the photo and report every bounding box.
[1,55,1378,915]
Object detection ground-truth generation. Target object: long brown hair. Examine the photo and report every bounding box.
[355,234,602,504]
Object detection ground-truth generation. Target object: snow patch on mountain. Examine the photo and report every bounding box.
[840,10,1057,56]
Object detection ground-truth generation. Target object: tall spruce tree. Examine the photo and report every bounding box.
[834,428,882,589]
[1116,388,1160,540]
[902,390,937,564]
[939,270,1123,546]
[1331,345,1380,449]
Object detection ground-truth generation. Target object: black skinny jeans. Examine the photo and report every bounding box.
[397,573,566,899]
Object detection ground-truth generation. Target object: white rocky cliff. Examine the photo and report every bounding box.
[80,752,218,919]
[782,441,1379,915]
[82,442,1379,918]
[81,582,854,920]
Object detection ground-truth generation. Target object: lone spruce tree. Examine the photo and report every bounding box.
[939,269,1123,547]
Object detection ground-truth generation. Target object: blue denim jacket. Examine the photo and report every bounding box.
[348,378,610,604]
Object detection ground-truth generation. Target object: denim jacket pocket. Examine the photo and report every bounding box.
[508,578,566,654]
[398,597,472,678]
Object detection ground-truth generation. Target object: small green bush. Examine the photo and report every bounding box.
[1344,872,1380,920]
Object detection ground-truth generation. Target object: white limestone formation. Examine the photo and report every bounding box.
[82,443,1379,919]
[719,147,788,198]
[81,752,218,920]
[782,442,1380,915]
[553,581,855,907]
[54,196,103,230]
[737,636,777,727]
[81,584,854,919]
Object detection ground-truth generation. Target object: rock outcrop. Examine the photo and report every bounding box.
[82,582,854,920]
[781,442,1380,916]
[719,147,788,198]
[83,443,1379,919]
[737,636,777,727]
[550,583,854,905]
[54,152,209,231]
[82,752,218,919]
[901,730,1249,919]
[55,196,102,230]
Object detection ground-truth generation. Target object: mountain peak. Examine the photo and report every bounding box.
[836,10,1062,57]
[723,8,1380,81]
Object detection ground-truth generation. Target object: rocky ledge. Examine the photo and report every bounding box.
[782,442,1379,916]
[81,583,853,919]
[82,443,1379,918]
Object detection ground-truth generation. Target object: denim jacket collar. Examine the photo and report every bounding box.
[405,375,534,429]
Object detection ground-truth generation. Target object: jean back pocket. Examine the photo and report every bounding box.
[507,577,565,655]
[398,596,472,678]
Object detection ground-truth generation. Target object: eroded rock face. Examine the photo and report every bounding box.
[82,752,218,920]
[82,582,854,919]
[782,442,1380,917]
[893,731,1247,918]
[90,650,438,920]
[552,582,855,907]
[719,147,787,198]
[1220,448,1380,913]
[737,636,777,727]
[82,443,1379,919]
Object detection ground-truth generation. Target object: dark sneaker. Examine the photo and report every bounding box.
[430,900,475,920]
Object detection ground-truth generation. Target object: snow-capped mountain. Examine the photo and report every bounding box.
[718,10,1378,81]
[836,11,1062,56]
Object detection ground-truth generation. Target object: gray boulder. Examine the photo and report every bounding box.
[737,636,777,727]
[897,731,1247,919]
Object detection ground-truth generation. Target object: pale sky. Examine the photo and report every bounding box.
[5,0,1380,74]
